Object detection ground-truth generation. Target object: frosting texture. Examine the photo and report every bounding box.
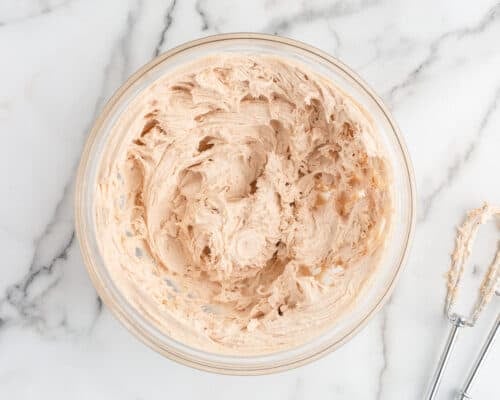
[446,203,500,324]
[95,55,392,354]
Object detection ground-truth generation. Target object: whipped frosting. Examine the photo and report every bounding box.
[446,203,500,324]
[95,55,393,354]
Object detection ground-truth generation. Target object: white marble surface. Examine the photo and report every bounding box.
[0,0,499,398]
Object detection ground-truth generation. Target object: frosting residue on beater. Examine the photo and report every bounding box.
[446,203,500,324]
[95,54,393,354]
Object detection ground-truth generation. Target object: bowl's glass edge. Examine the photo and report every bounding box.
[74,32,417,375]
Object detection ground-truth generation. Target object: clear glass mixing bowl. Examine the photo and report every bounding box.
[75,33,416,374]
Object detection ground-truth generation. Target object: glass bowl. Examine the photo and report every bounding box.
[75,33,416,375]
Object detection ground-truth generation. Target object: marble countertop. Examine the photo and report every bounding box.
[1,0,499,399]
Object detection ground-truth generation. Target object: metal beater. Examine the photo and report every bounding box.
[457,292,499,400]
[426,204,500,400]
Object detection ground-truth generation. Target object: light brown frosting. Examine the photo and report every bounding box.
[446,203,500,324]
[95,55,393,354]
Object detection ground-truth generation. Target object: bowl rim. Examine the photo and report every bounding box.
[75,32,417,375]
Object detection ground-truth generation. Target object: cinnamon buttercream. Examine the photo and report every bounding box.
[446,203,500,324]
[95,55,393,354]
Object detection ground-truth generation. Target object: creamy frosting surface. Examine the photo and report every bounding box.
[95,55,392,354]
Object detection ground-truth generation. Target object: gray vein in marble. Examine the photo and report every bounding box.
[1,192,74,308]
[419,84,500,222]
[0,0,72,26]
[265,0,378,34]
[0,0,159,335]
[96,296,103,314]
[89,296,104,331]
[118,0,142,81]
[23,275,64,320]
[90,0,142,118]
[0,230,74,327]
[12,233,74,305]
[0,143,77,335]
[0,186,84,334]
[0,172,74,309]
[388,3,500,104]
[153,0,178,57]
[14,0,143,291]
[326,19,342,55]
[0,0,147,335]
[357,25,409,71]
[35,0,145,330]
[56,312,91,337]
[195,0,209,31]
[0,181,83,337]
[375,311,388,400]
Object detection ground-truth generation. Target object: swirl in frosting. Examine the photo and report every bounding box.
[95,55,392,354]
